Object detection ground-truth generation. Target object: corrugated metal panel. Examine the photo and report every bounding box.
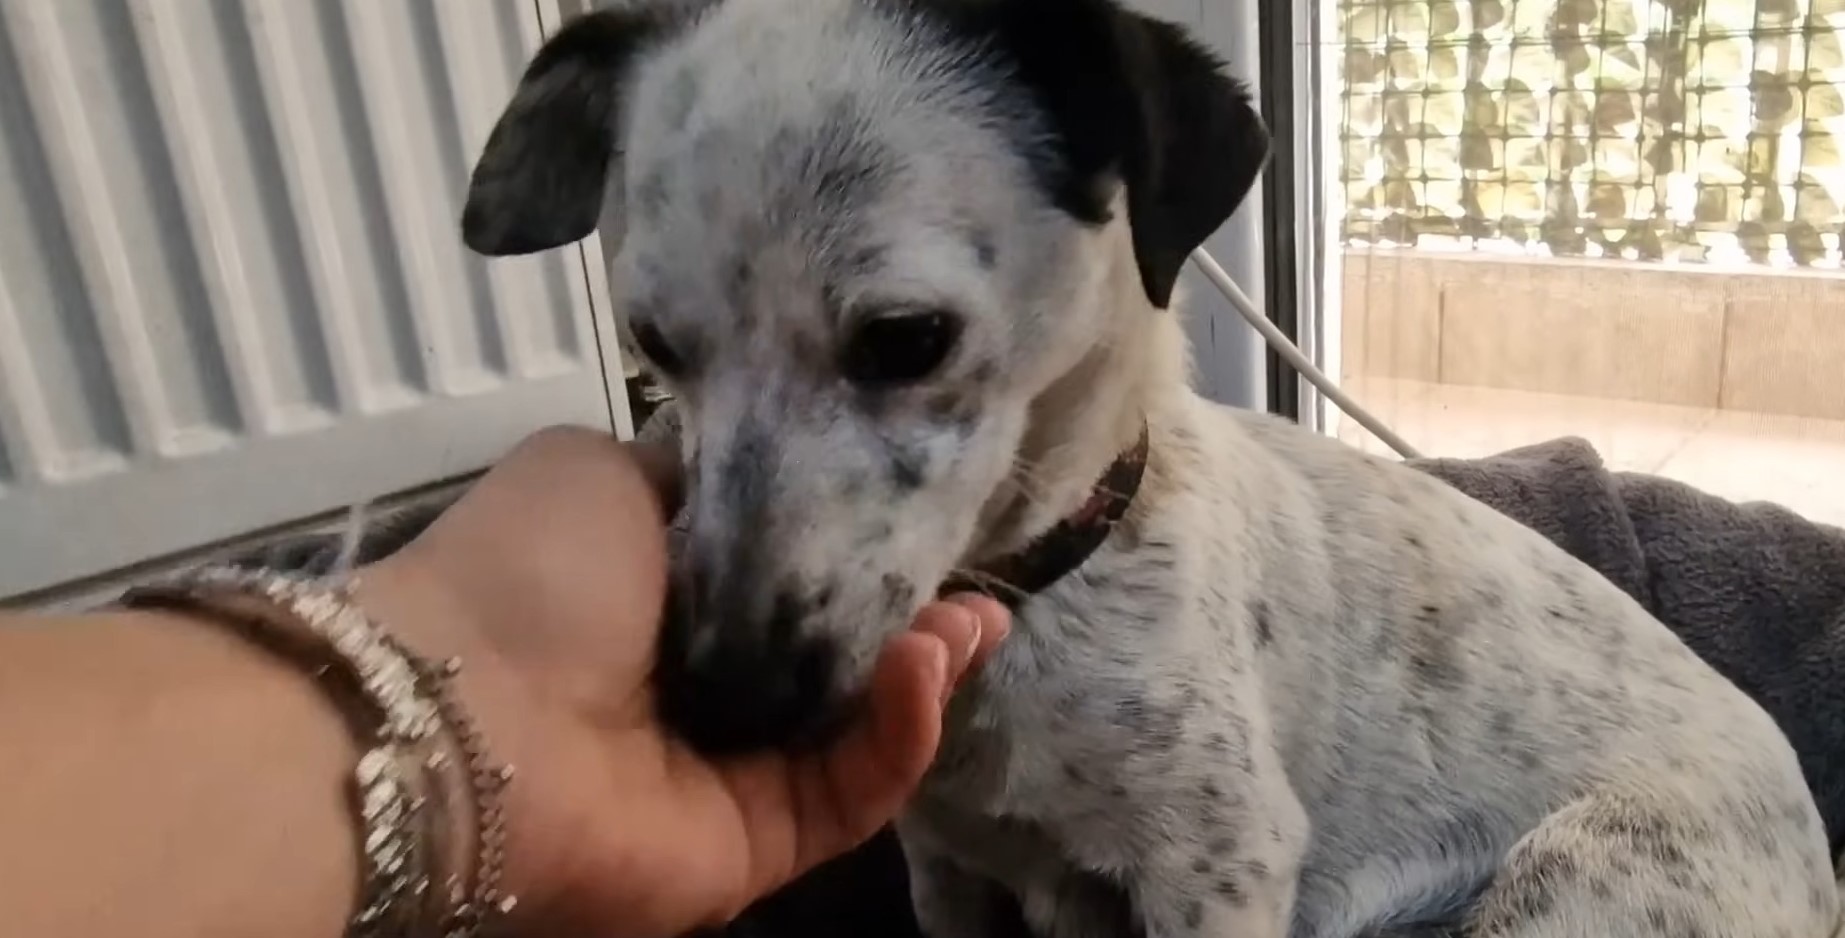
[0,0,626,600]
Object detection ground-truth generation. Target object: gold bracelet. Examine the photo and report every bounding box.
[120,566,516,938]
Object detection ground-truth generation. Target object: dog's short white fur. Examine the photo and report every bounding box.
[459,0,1839,934]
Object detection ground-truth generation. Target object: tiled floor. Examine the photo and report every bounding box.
[1333,377,1845,528]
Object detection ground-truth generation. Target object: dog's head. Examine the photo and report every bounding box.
[464,0,1269,753]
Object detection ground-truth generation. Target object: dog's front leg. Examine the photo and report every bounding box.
[1133,840,1301,938]
[1017,869,1138,938]
[1122,767,1309,938]
[901,830,1034,938]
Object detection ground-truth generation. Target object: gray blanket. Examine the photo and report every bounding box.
[1410,437,1845,858]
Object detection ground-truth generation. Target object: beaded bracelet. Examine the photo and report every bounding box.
[120,566,515,938]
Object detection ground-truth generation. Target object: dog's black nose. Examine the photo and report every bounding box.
[653,582,849,757]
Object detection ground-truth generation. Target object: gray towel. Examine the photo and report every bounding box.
[1411,437,1845,858]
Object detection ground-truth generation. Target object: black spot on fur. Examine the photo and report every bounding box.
[634,170,670,219]
[881,573,916,612]
[809,581,838,611]
[1181,899,1205,928]
[1250,599,1274,648]
[1478,848,1572,925]
[1201,780,1222,799]
[725,255,755,308]
[1488,707,1517,736]
[1583,805,1697,868]
[792,102,895,232]
[1407,603,1465,689]
[888,447,927,490]
[1205,835,1237,857]
[1214,877,1247,906]
[1522,844,1581,884]
[1118,695,1182,752]
[842,245,887,278]
[1190,857,1212,874]
[968,227,999,268]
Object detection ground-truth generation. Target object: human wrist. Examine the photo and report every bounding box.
[348,555,577,934]
[349,554,732,938]
[122,564,523,937]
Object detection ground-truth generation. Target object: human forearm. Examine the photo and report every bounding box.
[0,609,359,938]
[0,428,1005,938]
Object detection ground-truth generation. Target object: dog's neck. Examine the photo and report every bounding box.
[970,252,1188,564]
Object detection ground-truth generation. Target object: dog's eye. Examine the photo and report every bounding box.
[630,321,687,377]
[840,311,962,387]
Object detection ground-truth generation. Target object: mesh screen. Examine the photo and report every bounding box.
[1339,0,1845,268]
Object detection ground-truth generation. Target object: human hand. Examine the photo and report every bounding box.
[353,426,1009,938]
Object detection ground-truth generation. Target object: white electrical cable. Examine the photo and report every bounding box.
[1188,248,1423,460]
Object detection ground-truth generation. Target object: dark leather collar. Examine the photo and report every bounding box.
[940,424,1151,608]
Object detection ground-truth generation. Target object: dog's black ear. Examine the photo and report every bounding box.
[1112,17,1269,310]
[969,0,1271,308]
[461,5,706,256]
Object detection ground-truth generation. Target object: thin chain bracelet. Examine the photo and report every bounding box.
[120,566,517,938]
[379,614,518,935]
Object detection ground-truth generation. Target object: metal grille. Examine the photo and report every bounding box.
[0,0,626,600]
[1339,0,1845,268]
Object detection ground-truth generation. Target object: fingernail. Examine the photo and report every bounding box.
[960,615,982,666]
[928,639,951,689]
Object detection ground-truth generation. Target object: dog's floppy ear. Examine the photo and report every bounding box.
[1112,17,1270,309]
[977,0,1271,308]
[461,4,708,256]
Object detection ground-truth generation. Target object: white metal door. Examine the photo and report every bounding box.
[0,0,629,600]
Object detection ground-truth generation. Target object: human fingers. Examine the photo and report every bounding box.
[711,624,946,900]
[935,593,1010,688]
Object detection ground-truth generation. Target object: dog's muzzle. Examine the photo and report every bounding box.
[652,570,853,756]
[653,423,1152,755]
